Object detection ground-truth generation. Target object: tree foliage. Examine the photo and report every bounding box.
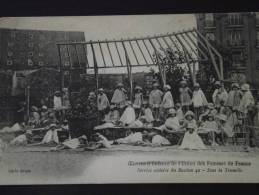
[151,48,190,101]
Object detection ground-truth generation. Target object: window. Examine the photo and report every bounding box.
[228,31,243,46]
[7,42,14,47]
[232,51,245,67]
[28,42,34,48]
[28,59,33,66]
[39,52,44,57]
[28,52,33,57]
[228,13,243,25]
[7,51,13,57]
[38,61,44,66]
[205,33,215,41]
[29,33,34,39]
[64,61,70,66]
[204,13,215,27]
[257,31,259,45]
[64,52,69,58]
[7,60,13,66]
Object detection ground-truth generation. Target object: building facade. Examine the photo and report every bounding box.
[196,12,259,87]
[0,28,85,70]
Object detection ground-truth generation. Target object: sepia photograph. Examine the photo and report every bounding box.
[0,13,259,184]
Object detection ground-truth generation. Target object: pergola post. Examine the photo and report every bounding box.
[122,41,133,102]
[90,41,99,110]
[57,44,64,102]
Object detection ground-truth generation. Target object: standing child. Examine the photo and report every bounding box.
[53,91,62,122]
[149,83,163,121]
[62,88,70,109]
[97,88,110,123]
[192,83,208,120]
[226,83,242,111]
[212,81,228,110]
[175,103,184,123]
[179,80,192,114]
[111,83,127,115]
[160,84,174,120]
[133,86,143,118]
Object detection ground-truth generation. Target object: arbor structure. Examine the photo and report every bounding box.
[57,28,223,100]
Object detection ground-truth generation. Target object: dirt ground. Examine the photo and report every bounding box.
[1,144,259,184]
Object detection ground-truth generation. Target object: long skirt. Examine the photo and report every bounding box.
[179,131,206,150]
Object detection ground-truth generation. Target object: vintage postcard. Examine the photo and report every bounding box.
[0,13,259,184]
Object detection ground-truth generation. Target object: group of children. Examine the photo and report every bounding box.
[6,79,257,151]
[94,79,257,149]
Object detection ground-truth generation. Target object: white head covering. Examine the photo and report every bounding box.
[216,114,227,122]
[168,108,176,115]
[153,83,159,87]
[164,84,171,90]
[241,84,250,91]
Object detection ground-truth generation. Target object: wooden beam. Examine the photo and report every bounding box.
[82,44,89,68]
[106,42,115,67]
[179,33,200,60]
[90,41,99,106]
[122,41,133,102]
[74,45,81,68]
[142,39,155,64]
[98,42,107,67]
[135,40,148,64]
[114,42,124,66]
[195,29,224,80]
[184,32,208,61]
[128,41,140,65]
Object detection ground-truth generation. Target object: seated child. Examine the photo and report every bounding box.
[104,104,120,124]
[40,105,49,125]
[94,105,120,130]
[181,111,197,130]
[215,114,234,145]
[155,108,180,132]
[199,103,217,122]
[28,107,40,127]
[61,119,69,131]
[128,117,146,128]
[175,103,184,122]
[219,100,227,115]
[41,124,60,145]
[179,123,206,150]
[10,130,33,146]
[198,113,220,146]
[119,101,136,126]
[139,101,154,124]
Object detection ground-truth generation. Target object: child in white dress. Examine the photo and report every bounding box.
[179,123,206,150]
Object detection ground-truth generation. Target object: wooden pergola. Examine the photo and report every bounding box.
[57,28,223,100]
